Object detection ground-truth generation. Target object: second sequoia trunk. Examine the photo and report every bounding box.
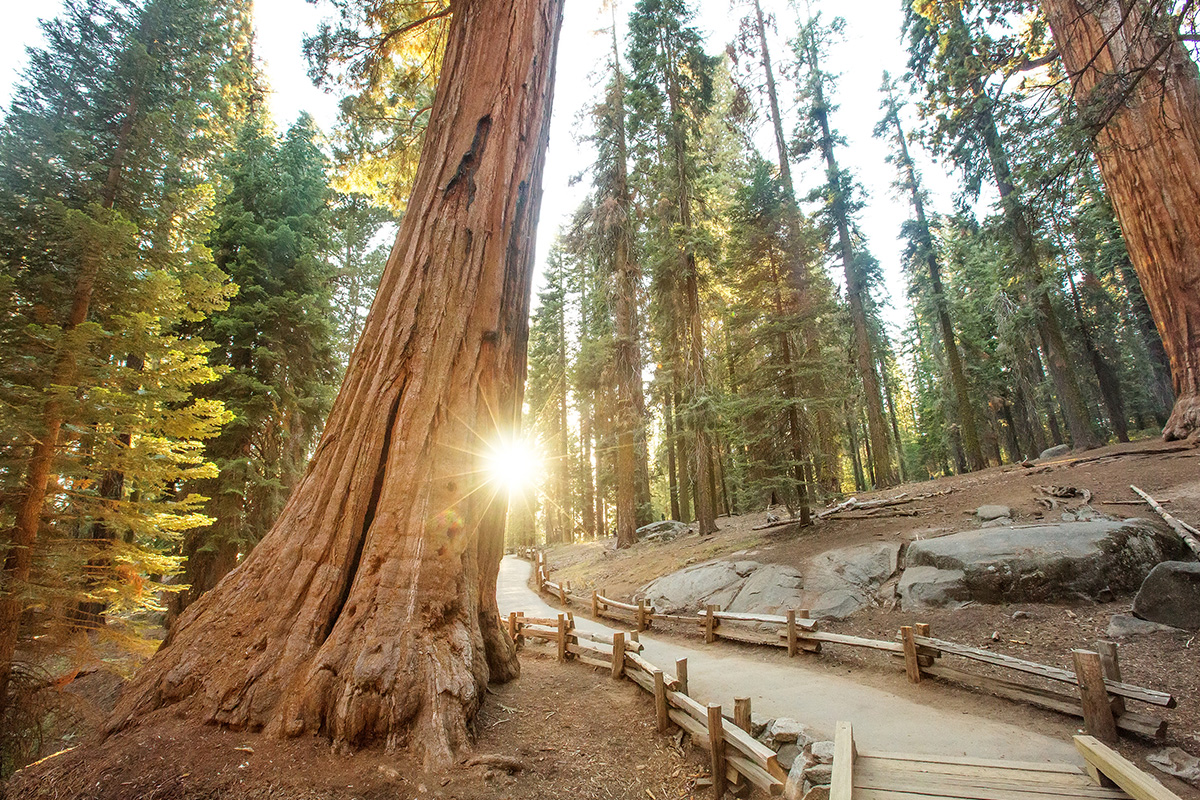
[1043,0,1200,440]
[107,0,564,764]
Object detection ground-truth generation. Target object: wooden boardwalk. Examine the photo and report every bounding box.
[831,722,1181,800]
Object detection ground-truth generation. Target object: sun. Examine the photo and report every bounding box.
[485,434,542,494]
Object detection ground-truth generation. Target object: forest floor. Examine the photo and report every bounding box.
[536,437,1200,781]
[2,650,704,800]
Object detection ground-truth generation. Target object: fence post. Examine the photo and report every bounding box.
[637,599,647,632]
[653,670,668,732]
[611,632,625,679]
[707,703,727,798]
[1073,649,1118,743]
[900,626,921,684]
[515,611,525,646]
[734,697,751,731]
[705,604,718,644]
[676,657,689,695]
[915,622,935,666]
[592,590,599,617]
[787,610,798,657]
[557,614,567,661]
[558,582,566,606]
[630,629,640,644]
[507,611,517,642]
[1095,640,1126,718]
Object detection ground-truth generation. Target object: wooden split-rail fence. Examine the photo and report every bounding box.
[507,609,788,796]
[529,552,1177,745]
[507,608,1182,800]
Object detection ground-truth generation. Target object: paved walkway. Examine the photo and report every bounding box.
[498,556,1083,764]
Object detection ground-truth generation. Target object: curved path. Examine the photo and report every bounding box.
[498,556,1082,764]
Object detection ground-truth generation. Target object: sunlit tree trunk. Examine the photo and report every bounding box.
[1043,0,1200,439]
[107,0,564,764]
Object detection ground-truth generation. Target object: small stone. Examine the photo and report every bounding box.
[377,766,401,781]
[764,718,814,749]
[1107,613,1182,637]
[804,763,834,785]
[1148,748,1200,786]
[1012,611,1030,620]
[1133,562,1200,630]
[810,741,835,764]
[975,505,1012,522]
[991,631,1000,641]
[777,744,803,771]
[1040,444,1070,459]
[803,787,831,800]
[784,759,806,800]
[750,713,772,738]
[980,518,1013,528]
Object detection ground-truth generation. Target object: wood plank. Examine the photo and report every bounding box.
[735,697,751,732]
[1095,641,1126,717]
[596,594,640,612]
[717,626,785,647]
[920,664,1166,742]
[565,641,610,660]
[676,657,689,696]
[708,704,727,798]
[611,632,625,679]
[855,762,1125,798]
[902,626,922,684]
[669,707,708,742]
[727,753,785,796]
[855,757,1093,788]
[574,653,610,670]
[1074,650,1118,743]
[831,721,856,800]
[1075,735,1183,800]
[700,608,818,629]
[779,629,906,653]
[858,751,1086,775]
[625,650,659,677]
[654,670,668,732]
[913,636,1175,708]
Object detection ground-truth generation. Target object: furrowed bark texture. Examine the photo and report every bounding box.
[107,0,564,763]
[1043,0,1200,439]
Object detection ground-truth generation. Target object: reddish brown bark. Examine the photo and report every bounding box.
[1042,0,1200,439]
[107,0,564,763]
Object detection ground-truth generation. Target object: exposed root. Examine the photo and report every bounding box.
[1162,392,1200,441]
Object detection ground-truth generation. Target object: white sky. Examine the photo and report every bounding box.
[0,0,962,341]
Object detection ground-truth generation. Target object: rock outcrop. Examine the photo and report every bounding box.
[899,519,1172,608]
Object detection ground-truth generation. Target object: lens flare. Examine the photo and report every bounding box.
[485,435,542,494]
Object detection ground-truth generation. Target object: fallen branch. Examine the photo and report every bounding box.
[464,754,525,773]
[1067,443,1196,466]
[1129,485,1200,559]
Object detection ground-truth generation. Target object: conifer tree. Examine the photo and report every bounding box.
[627,0,720,534]
[0,0,249,722]
[794,13,895,489]
[170,112,339,616]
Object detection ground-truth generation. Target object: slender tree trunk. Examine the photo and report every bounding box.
[884,103,986,470]
[608,20,648,547]
[665,389,681,521]
[803,33,894,488]
[1117,260,1174,423]
[1067,270,1129,441]
[581,403,596,540]
[1043,0,1200,438]
[672,376,692,522]
[107,0,564,763]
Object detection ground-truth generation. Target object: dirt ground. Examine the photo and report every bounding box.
[536,438,1200,780]
[3,650,704,800]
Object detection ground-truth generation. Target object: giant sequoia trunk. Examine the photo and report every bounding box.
[1042,0,1200,439]
[107,0,564,763]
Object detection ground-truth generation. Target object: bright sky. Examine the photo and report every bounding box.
[0,0,961,342]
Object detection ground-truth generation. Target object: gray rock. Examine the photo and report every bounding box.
[1133,561,1200,630]
[777,743,803,771]
[1040,444,1071,459]
[898,565,970,609]
[727,564,806,615]
[1107,613,1182,637]
[635,519,690,542]
[804,763,834,785]
[785,759,807,800]
[900,519,1176,607]
[803,787,831,800]
[802,541,902,620]
[1148,747,1200,786]
[750,713,772,738]
[810,741,835,764]
[638,561,748,614]
[980,518,1013,528]
[976,505,1012,522]
[763,718,814,750]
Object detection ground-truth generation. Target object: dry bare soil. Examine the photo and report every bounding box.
[3,651,703,800]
